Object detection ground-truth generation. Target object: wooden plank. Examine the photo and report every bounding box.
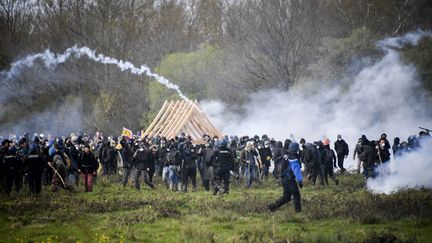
[143,100,168,138]
[184,122,201,141]
[197,100,223,137]
[152,100,178,138]
[147,101,174,138]
[167,101,195,138]
[166,101,189,137]
[158,100,182,138]
[161,100,188,138]
[191,101,218,135]
[189,113,207,138]
[185,101,216,137]
[166,101,191,137]
[197,109,221,137]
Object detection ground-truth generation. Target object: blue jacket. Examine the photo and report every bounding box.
[289,159,303,183]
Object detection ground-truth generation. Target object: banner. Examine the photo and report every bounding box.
[121,127,133,139]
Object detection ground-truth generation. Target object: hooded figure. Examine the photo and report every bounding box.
[26,139,44,194]
[211,140,234,195]
[179,141,198,192]
[199,143,215,191]
[392,137,401,157]
[133,145,154,190]
[334,135,349,172]
[267,142,301,213]
[258,140,272,179]
[309,142,325,186]
[287,143,303,186]
[321,139,339,186]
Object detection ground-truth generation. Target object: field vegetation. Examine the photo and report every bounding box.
[1,173,431,242]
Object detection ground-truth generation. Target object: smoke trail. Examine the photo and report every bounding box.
[0,46,190,102]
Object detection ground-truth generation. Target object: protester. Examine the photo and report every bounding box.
[179,141,198,192]
[133,143,154,190]
[211,139,234,195]
[267,142,302,213]
[240,141,259,188]
[334,135,349,172]
[321,138,339,186]
[1,129,429,204]
[78,145,99,192]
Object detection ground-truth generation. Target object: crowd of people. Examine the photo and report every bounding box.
[0,129,430,212]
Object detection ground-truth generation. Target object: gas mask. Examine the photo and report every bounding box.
[139,148,144,152]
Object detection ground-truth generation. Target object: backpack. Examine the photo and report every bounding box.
[281,159,293,179]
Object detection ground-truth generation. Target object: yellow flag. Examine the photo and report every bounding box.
[122,127,133,139]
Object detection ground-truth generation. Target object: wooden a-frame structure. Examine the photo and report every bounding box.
[142,100,223,141]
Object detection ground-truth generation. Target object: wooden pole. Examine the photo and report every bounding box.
[143,100,168,138]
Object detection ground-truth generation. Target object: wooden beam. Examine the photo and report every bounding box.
[169,101,191,137]
[158,100,182,138]
[143,100,168,138]
[191,101,218,136]
[147,101,174,138]
[152,100,178,138]
[189,113,207,137]
[144,100,223,140]
[167,101,195,138]
[184,122,201,141]
[161,100,188,138]
[198,109,222,138]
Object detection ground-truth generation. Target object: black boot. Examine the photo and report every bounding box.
[267,203,277,212]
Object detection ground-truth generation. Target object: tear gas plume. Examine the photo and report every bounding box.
[367,137,432,194]
[201,30,432,173]
[0,46,190,102]
[0,98,83,137]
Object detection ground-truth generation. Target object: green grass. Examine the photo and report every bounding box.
[1,173,431,242]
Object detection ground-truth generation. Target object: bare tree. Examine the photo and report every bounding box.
[224,0,323,91]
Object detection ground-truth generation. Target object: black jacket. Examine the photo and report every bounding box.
[359,145,377,167]
[378,147,390,163]
[321,145,336,167]
[134,148,149,170]
[180,149,198,169]
[258,147,272,166]
[212,148,234,172]
[334,139,349,156]
[147,151,158,172]
[79,152,99,173]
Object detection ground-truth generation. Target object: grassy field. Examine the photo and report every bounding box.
[0,173,431,243]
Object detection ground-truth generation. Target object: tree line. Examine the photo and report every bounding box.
[0,0,431,134]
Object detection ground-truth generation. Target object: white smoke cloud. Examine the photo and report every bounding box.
[367,137,432,194]
[201,31,432,173]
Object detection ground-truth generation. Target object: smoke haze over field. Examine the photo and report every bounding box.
[0,98,83,137]
[201,31,432,170]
